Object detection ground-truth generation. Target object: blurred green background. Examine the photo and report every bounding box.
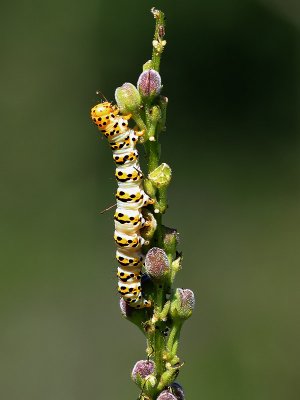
[1,0,299,399]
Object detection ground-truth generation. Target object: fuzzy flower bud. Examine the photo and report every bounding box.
[170,288,195,321]
[131,360,155,380]
[119,298,132,318]
[143,60,152,71]
[157,390,177,400]
[170,382,185,400]
[163,227,179,255]
[115,83,142,114]
[131,360,156,389]
[145,247,170,280]
[137,69,162,99]
[119,298,148,330]
[148,163,172,188]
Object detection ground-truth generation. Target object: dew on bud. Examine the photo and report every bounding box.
[144,247,170,280]
[137,69,162,99]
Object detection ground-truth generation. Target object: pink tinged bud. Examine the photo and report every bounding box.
[144,247,170,280]
[157,390,177,400]
[164,227,179,245]
[119,298,132,318]
[137,69,162,98]
[131,360,155,382]
[170,288,195,320]
[170,382,185,400]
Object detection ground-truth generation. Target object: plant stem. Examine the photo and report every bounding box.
[151,8,166,72]
[143,10,170,399]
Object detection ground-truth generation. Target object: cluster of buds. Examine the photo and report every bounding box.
[115,69,162,116]
[131,359,157,392]
[131,360,185,399]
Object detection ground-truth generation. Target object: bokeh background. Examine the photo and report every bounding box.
[1,0,299,399]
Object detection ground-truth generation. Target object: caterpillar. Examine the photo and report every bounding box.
[91,101,152,308]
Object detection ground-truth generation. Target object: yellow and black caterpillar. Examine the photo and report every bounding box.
[91,102,152,308]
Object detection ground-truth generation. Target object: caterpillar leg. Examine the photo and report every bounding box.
[121,290,152,309]
[134,129,144,137]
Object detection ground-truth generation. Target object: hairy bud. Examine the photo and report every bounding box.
[131,360,156,389]
[119,298,148,329]
[170,288,195,321]
[132,360,155,380]
[148,163,172,188]
[145,247,170,280]
[163,227,179,256]
[137,69,162,99]
[119,297,131,318]
[157,390,177,400]
[115,83,142,114]
[170,382,185,400]
[143,60,152,71]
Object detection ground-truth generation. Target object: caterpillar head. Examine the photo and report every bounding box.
[91,101,118,117]
[91,101,119,131]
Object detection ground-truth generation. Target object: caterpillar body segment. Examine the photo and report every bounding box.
[91,101,152,308]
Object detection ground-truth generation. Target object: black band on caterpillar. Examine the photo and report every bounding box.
[91,101,152,308]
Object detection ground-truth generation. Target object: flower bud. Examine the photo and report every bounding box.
[132,360,155,380]
[163,227,179,255]
[148,163,172,189]
[170,382,185,400]
[143,60,152,71]
[144,247,170,280]
[131,360,156,389]
[157,390,177,400]
[115,83,142,114]
[171,256,182,275]
[119,297,131,318]
[137,69,162,99]
[119,298,148,329]
[170,288,195,321]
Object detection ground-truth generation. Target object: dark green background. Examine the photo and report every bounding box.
[1,0,299,399]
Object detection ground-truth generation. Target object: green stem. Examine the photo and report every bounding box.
[131,111,147,132]
[153,284,165,375]
[166,322,181,354]
[147,140,160,174]
[138,9,171,400]
[151,8,166,71]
